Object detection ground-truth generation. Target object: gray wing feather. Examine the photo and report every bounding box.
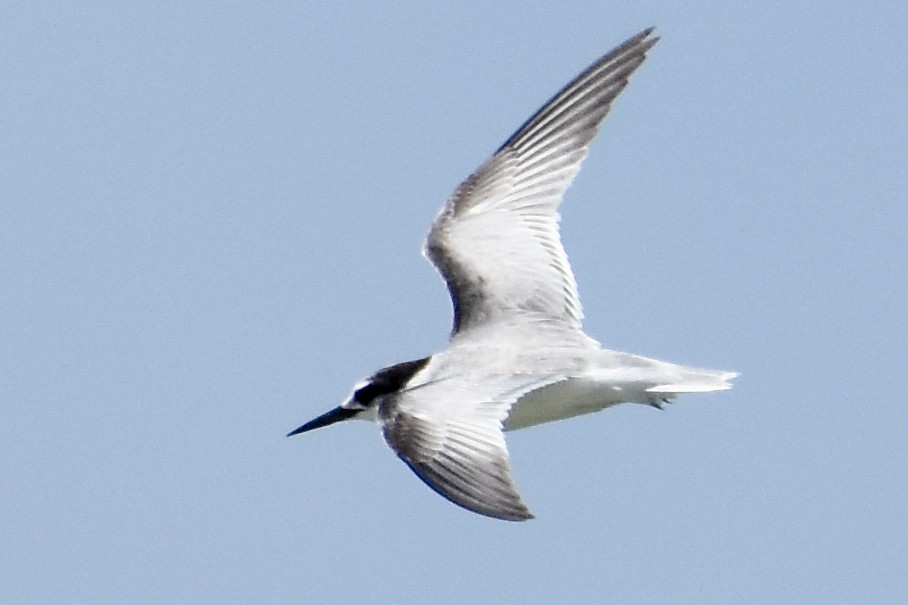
[425,28,659,335]
[380,373,563,521]
[384,412,533,521]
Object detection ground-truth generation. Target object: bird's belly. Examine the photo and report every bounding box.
[504,377,641,431]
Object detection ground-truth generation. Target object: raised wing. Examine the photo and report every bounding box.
[379,373,562,521]
[425,28,658,335]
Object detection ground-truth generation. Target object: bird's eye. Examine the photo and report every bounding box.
[353,381,380,406]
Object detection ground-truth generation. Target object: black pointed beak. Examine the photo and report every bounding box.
[287,406,359,437]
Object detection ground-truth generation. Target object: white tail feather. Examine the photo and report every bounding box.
[647,371,738,394]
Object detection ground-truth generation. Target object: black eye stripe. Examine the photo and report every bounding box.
[355,357,430,405]
[353,383,384,404]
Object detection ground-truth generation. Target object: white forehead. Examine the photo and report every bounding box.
[340,377,373,407]
[339,378,378,422]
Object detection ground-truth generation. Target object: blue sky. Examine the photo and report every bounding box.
[3,2,907,603]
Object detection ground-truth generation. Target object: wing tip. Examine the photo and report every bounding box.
[479,502,535,522]
[395,453,536,522]
[629,26,660,50]
[503,509,535,522]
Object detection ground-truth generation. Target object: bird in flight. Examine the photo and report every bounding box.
[289,28,736,521]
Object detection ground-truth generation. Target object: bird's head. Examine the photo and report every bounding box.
[287,357,431,437]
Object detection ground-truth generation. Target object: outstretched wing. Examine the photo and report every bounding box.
[425,28,658,335]
[379,373,561,521]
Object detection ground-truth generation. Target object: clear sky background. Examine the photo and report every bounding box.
[3,2,907,603]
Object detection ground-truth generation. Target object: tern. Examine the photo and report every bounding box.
[289,28,736,521]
